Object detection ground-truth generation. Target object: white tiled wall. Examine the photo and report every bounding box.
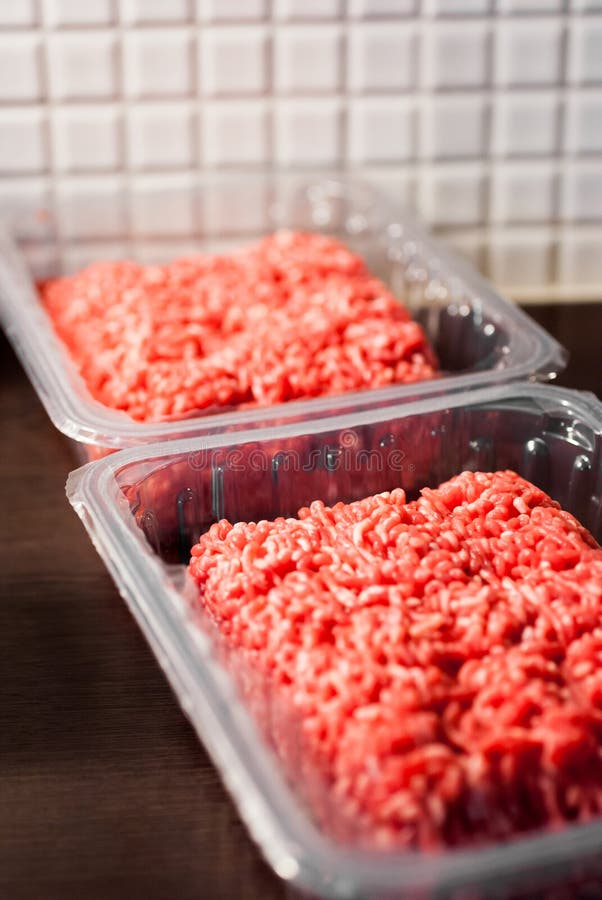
[1,0,602,300]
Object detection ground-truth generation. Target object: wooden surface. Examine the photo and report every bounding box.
[1,303,601,900]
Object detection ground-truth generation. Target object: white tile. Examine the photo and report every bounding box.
[0,178,49,216]
[131,240,201,264]
[43,0,114,26]
[274,0,341,18]
[0,35,40,102]
[130,174,197,237]
[201,179,270,235]
[496,21,564,86]
[0,185,53,269]
[566,93,602,155]
[349,0,416,15]
[275,99,342,166]
[55,176,127,239]
[492,94,559,156]
[348,99,415,163]
[562,165,602,221]
[52,106,121,173]
[570,0,602,9]
[62,241,129,274]
[0,179,53,273]
[123,30,192,99]
[496,0,563,11]
[0,111,47,174]
[419,168,485,227]
[127,104,193,170]
[121,0,190,24]
[558,231,602,285]
[199,0,266,20]
[420,97,488,160]
[200,27,268,96]
[490,165,557,223]
[202,102,268,166]
[47,33,117,100]
[347,24,417,93]
[275,25,341,94]
[488,230,554,286]
[423,23,490,90]
[0,1,37,26]
[356,169,416,212]
[426,0,491,14]
[441,231,485,272]
[569,20,602,84]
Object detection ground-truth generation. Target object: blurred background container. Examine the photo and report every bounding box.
[0,0,601,302]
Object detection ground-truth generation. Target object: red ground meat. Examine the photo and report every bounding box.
[40,231,438,422]
[189,470,602,851]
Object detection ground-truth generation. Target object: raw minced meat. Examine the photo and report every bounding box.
[40,231,438,422]
[189,470,602,850]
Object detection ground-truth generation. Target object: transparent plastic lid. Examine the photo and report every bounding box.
[67,383,602,898]
[1,175,566,452]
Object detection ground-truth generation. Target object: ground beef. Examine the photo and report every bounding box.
[189,470,602,851]
[40,231,437,422]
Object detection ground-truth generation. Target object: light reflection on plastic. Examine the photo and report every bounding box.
[273,855,300,881]
[346,213,367,234]
[312,204,332,227]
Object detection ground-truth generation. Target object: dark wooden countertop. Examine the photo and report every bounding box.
[1,303,601,900]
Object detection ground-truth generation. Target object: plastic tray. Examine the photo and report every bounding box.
[0,175,566,458]
[67,382,602,899]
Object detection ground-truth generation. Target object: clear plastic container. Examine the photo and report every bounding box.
[67,382,602,899]
[0,175,566,459]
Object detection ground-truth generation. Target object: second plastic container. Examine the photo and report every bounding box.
[0,175,566,459]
